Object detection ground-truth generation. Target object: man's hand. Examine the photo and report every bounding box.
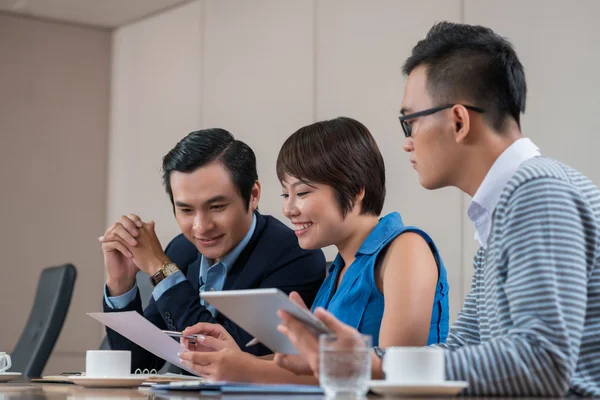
[180,322,240,353]
[101,214,143,296]
[101,215,170,278]
[126,220,170,276]
[275,291,364,378]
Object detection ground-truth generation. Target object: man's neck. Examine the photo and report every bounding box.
[213,212,255,264]
[456,129,524,197]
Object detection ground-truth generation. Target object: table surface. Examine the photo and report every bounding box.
[2,381,558,399]
[0,382,381,400]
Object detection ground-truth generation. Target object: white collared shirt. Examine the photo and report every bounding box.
[467,138,541,248]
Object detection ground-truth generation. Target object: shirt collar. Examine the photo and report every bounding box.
[467,138,541,248]
[200,213,257,276]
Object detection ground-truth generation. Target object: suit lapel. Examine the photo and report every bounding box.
[223,212,267,290]
[185,255,202,291]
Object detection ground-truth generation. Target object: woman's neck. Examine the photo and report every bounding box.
[335,215,380,268]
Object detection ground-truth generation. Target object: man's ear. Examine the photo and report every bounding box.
[452,104,471,144]
[250,181,261,211]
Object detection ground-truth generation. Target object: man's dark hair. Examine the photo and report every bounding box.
[162,129,258,210]
[403,21,526,131]
[276,117,385,217]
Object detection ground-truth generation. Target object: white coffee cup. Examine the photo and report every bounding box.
[85,350,131,377]
[382,347,445,383]
[0,352,11,373]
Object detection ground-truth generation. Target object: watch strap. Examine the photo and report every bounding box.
[150,262,179,287]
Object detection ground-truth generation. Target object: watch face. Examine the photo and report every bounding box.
[164,263,179,274]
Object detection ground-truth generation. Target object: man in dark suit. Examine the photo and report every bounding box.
[99,129,326,372]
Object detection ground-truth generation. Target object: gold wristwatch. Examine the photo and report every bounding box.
[150,261,180,286]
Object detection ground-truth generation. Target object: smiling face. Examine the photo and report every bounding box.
[401,65,464,190]
[170,161,259,261]
[281,175,356,250]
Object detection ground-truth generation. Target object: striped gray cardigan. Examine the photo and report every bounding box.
[438,157,600,396]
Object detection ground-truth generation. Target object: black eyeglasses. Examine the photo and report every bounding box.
[399,104,485,137]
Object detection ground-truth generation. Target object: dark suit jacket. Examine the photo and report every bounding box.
[103,212,326,372]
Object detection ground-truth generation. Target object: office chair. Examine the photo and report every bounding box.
[10,263,77,377]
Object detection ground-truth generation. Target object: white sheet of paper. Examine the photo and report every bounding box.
[87,311,200,376]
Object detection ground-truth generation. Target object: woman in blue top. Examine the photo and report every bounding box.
[277,118,449,348]
[179,117,449,382]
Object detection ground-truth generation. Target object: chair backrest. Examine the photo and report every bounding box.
[325,261,332,277]
[11,264,77,377]
[135,270,153,309]
[98,335,110,350]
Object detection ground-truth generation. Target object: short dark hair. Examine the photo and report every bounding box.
[162,129,258,210]
[403,21,526,131]
[276,117,385,217]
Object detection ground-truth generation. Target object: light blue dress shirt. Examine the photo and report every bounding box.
[105,214,257,317]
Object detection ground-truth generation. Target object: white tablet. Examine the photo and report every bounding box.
[201,288,330,354]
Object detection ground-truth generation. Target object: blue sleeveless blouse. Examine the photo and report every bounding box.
[311,212,449,346]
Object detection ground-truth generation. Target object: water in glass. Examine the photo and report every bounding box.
[319,334,371,398]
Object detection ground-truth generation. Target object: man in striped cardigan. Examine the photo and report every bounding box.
[274,22,600,397]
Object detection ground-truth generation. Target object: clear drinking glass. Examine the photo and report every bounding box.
[319,333,372,398]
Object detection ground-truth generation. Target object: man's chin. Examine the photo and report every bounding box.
[196,248,227,260]
[419,175,446,191]
[194,239,228,259]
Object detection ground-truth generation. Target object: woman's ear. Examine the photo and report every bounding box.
[355,188,366,203]
[351,188,366,214]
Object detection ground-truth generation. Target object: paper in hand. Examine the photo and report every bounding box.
[87,311,200,376]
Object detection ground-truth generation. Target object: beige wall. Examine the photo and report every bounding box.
[0,14,110,374]
[460,0,600,289]
[107,0,202,246]
[315,0,464,312]
[109,0,600,324]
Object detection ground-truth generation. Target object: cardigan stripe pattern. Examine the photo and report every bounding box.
[438,157,600,396]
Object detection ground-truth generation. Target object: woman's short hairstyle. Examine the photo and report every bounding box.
[276,117,386,217]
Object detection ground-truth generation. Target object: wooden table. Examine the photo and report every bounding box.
[1,382,546,399]
[0,382,383,399]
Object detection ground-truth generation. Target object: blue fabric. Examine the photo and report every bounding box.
[311,212,449,346]
[104,283,139,309]
[104,271,188,309]
[152,271,187,301]
[198,214,257,316]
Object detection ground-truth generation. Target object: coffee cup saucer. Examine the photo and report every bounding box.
[0,372,22,382]
[369,379,468,396]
